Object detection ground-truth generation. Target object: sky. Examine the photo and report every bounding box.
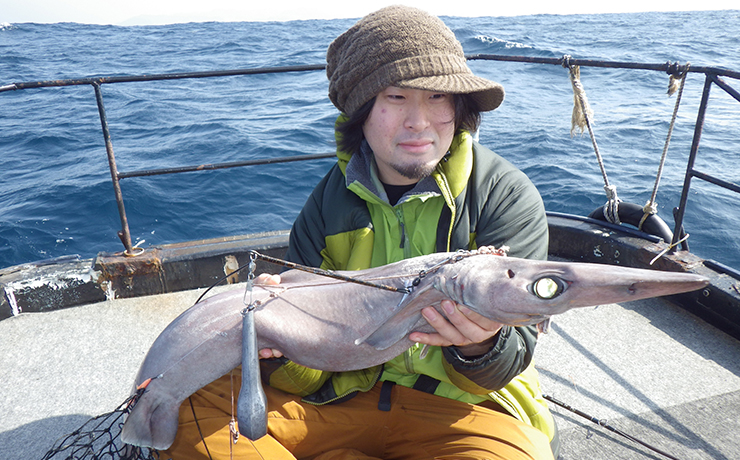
[2,0,738,25]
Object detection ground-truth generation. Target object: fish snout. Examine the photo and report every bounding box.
[626,274,709,298]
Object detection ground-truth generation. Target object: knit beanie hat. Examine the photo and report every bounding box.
[326,5,504,116]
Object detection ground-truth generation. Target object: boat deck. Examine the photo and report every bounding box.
[1,285,739,460]
[537,296,740,459]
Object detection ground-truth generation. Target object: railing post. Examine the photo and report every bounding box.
[92,82,137,256]
[672,73,713,250]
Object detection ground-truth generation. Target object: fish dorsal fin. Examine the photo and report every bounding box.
[355,284,445,350]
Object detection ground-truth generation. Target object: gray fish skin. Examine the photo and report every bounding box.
[120,250,708,449]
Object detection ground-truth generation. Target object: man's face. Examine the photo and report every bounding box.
[362,87,456,186]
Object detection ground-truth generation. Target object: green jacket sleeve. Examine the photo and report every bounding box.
[284,166,338,269]
[441,142,548,391]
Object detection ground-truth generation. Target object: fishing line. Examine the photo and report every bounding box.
[249,251,411,293]
[195,248,503,306]
[189,397,214,460]
[187,247,499,455]
[543,394,681,460]
[194,250,410,306]
[189,374,267,460]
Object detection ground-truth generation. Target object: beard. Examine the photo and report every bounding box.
[390,160,439,181]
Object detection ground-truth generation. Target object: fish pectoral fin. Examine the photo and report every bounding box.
[121,387,180,450]
[354,284,443,351]
[358,310,424,350]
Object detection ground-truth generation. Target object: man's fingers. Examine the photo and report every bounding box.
[421,305,469,346]
[259,348,283,359]
[256,273,281,285]
[412,301,503,348]
[452,305,503,338]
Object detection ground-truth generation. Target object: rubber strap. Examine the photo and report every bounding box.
[412,374,441,394]
[378,380,396,411]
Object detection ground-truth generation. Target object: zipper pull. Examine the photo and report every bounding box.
[399,220,405,248]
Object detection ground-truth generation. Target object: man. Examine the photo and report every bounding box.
[163,6,557,459]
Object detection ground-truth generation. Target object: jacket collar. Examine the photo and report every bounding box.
[334,116,474,204]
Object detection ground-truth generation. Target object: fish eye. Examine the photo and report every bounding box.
[532,277,566,299]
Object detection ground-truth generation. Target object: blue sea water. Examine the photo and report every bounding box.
[1,10,739,270]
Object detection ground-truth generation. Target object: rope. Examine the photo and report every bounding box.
[650,233,690,265]
[563,55,621,224]
[567,63,595,138]
[640,63,690,231]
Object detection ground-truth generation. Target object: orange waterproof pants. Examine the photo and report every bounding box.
[160,373,553,460]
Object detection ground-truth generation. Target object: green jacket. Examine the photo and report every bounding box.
[266,130,555,441]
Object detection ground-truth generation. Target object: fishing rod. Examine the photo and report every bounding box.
[193,250,410,305]
[543,394,681,460]
[194,248,492,305]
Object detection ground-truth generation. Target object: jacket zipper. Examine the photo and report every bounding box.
[395,207,411,258]
[302,366,384,406]
[394,207,404,249]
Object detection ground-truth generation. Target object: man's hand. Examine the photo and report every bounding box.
[408,300,503,357]
[255,273,284,359]
[256,272,281,286]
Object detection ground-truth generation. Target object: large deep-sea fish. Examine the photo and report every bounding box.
[121,248,708,449]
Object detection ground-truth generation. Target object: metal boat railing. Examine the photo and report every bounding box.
[2,55,738,256]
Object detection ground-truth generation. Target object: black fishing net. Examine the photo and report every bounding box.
[41,388,159,460]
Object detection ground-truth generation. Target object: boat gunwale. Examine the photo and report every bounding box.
[2,55,739,341]
[3,212,739,343]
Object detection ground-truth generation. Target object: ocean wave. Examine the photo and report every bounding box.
[473,34,534,51]
[1,12,738,269]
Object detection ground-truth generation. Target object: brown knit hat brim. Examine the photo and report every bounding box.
[327,6,504,115]
[397,71,505,113]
